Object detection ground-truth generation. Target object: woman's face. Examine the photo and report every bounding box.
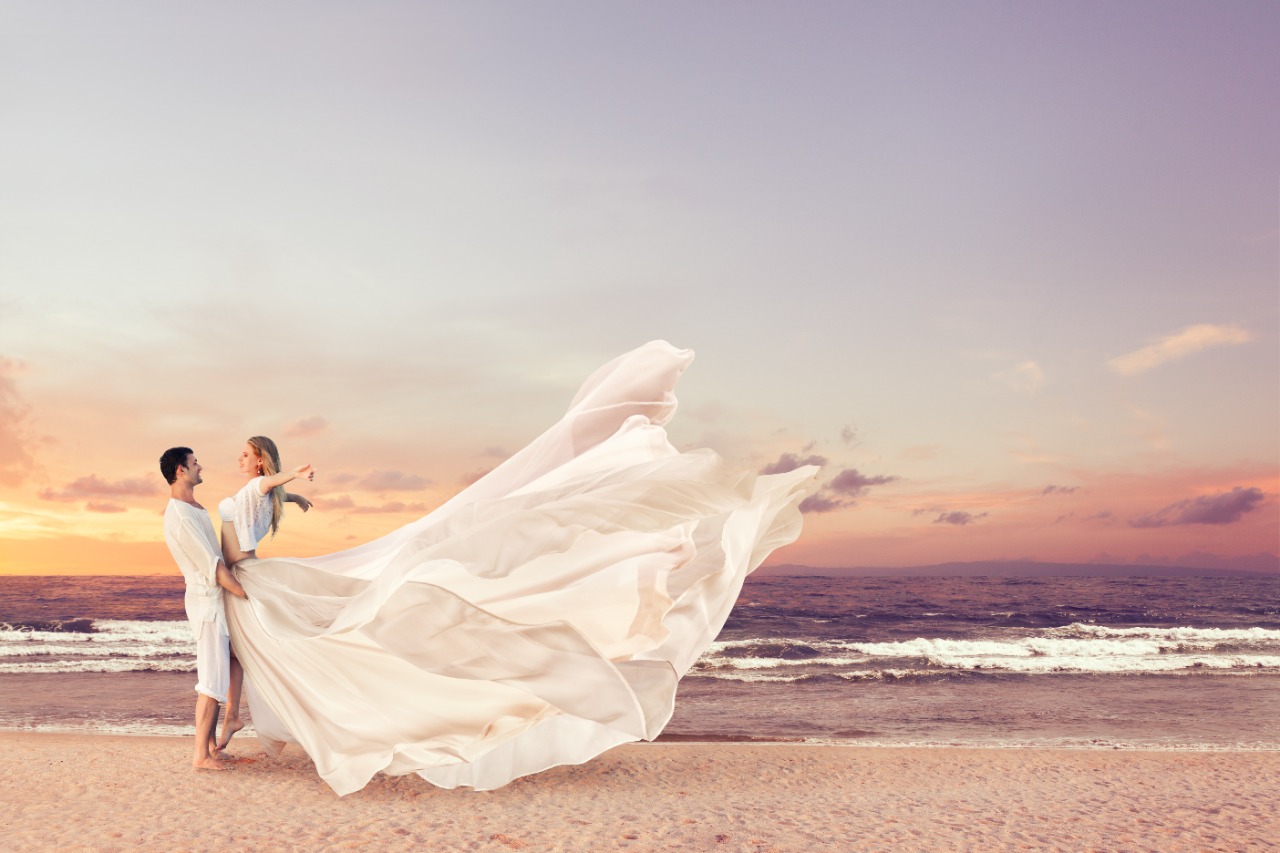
[238,443,262,477]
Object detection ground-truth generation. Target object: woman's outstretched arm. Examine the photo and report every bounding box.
[257,463,315,494]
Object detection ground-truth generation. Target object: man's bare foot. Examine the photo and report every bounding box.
[216,718,244,750]
[193,755,229,771]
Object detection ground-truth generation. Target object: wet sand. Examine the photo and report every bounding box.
[1,732,1276,851]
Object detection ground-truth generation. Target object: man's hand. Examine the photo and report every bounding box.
[286,492,313,512]
[216,563,247,599]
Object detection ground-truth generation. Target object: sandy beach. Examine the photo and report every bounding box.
[1,734,1275,851]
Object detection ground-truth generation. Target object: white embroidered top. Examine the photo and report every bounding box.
[163,499,226,627]
[218,476,273,552]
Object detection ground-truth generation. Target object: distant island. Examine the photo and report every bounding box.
[756,559,1279,578]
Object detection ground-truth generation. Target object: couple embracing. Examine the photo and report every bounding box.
[159,438,313,771]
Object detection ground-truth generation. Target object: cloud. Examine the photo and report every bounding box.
[840,424,859,446]
[935,511,988,526]
[328,470,432,492]
[1083,510,1113,522]
[1109,324,1252,376]
[350,500,431,515]
[282,415,329,438]
[828,468,898,497]
[1042,485,1078,496]
[760,452,827,475]
[796,467,896,513]
[324,494,431,514]
[86,501,128,514]
[799,493,845,514]
[38,475,160,502]
[481,446,509,458]
[461,468,492,485]
[1130,487,1266,528]
[992,361,1045,393]
[0,358,37,486]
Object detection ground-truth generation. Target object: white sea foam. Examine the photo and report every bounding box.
[0,620,195,674]
[1047,623,1280,642]
[696,625,1280,676]
[0,659,195,674]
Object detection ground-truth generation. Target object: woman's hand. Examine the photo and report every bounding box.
[260,464,316,494]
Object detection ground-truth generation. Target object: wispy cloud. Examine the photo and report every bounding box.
[1109,324,1252,376]
[0,358,37,487]
[349,500,431,515]
[282,415,329,438]
[935,511,988,526]
[992,361,1045,393]
[1130,487,1266,528]
[829,468,898,496]
[799,467,897,513]
[1042,485,1078,496]
[327,470,432,492]
[760,452,827,475]
[38,475,160,502]
[322,494,431,514]
[798,493,845,514]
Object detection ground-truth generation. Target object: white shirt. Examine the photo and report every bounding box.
[218,476,273,552]
[163,499,226,627]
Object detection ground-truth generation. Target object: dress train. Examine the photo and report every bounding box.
[224,341,818,794]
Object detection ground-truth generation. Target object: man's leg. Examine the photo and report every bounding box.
[191,619,231,769]
[194,694,226,770]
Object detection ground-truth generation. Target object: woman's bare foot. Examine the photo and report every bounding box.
[216,718,245,751]
[193,755,228,771]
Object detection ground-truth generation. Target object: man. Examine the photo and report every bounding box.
[159,446,247,771]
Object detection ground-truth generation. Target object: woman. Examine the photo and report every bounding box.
[222,341,818,794]
[215,436,315,751]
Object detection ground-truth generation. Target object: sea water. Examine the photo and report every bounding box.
[1,574,1276,749]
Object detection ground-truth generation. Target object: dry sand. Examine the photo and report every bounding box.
[1,733,1276,851]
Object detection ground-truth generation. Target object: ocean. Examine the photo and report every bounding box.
[1,573,1277,750]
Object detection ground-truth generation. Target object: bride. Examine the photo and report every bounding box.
[222,341,818,795]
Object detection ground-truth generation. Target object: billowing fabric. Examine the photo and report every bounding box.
[217,476,271,552]
[224,341,817,795]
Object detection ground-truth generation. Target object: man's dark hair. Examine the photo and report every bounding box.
[159,447,194,485]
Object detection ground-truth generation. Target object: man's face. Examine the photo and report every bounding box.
[178,453,204,487]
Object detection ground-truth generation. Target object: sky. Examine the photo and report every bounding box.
[1,2,1277,575]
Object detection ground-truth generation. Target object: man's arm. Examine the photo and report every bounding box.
[177,515,246,598]
[216,561,247,599]
[284,492,312,512]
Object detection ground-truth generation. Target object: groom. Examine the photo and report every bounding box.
[159,446,247,771]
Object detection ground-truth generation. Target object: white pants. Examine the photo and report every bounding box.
[192,619,230,703]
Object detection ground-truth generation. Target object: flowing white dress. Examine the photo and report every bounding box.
[224,341,818,795]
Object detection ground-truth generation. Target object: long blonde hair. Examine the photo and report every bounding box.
[248,435,285,538]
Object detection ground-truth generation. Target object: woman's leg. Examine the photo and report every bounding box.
[216,654,245,751]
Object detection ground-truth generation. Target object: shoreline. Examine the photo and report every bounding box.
[4,725,1278,752]
[3,732,1277,851]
